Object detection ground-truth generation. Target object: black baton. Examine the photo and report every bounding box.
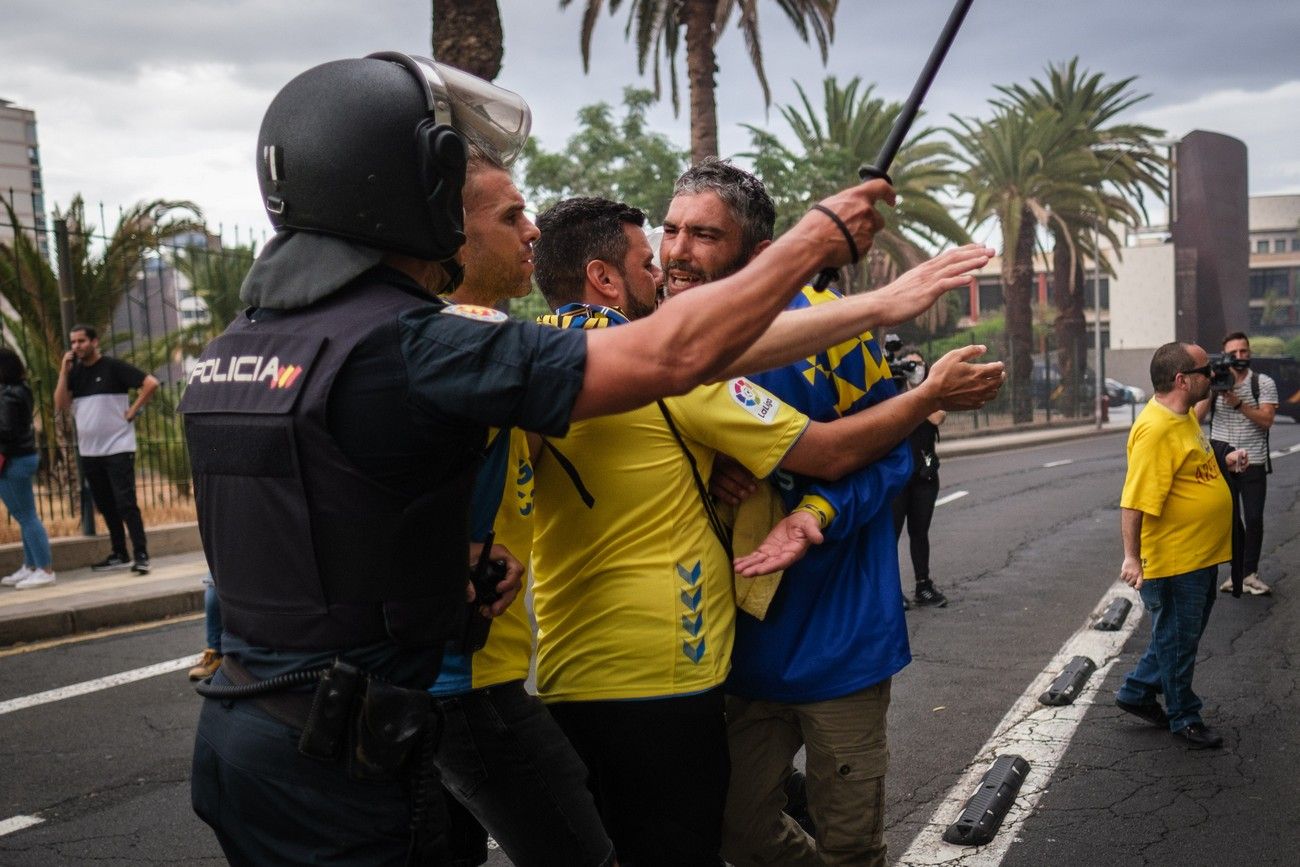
[811,0,976,291]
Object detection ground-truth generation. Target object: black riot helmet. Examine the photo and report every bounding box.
[256,52,531,262]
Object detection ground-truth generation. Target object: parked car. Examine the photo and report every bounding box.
[1105,378,1146,407]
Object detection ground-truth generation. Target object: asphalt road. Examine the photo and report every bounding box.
[1,420,1296,866]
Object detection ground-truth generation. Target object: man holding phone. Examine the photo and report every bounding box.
[54,324,159,574]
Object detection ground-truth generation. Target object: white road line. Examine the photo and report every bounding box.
[1042,459,1074,468]
[0,656,198,717]
[898,581,1144,866]
[0,815,44,836]
[934,491,969,507]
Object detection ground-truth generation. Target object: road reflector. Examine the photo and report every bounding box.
[1094,597,1132,631]
[1039,655,1097,706]
[942,754,1029,846]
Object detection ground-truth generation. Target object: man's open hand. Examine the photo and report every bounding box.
[921,345,1005,411]
[870,245,994,327]
[734,510,824,577]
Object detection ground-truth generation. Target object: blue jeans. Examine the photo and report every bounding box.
[0,453,52,569]
[203,584,223,652]
[1116,565,1218,732]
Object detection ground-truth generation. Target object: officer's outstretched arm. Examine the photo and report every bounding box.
[571,180,895,420]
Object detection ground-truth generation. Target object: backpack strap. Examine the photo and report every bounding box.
[657,400,734,561]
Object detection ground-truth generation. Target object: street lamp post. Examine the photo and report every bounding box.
[1093,219,1105,429]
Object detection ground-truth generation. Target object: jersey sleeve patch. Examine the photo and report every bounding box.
[728,377,782,424]
[440,303,509,324]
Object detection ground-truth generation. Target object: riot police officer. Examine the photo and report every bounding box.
[182,52,894,865]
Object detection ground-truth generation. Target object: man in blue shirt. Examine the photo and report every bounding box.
[661,159,1003,866]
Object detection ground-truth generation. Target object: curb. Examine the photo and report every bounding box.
[0,521,202,576]
[2,586,205,647]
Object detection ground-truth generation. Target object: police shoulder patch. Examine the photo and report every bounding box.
[728,377,782,424]
[440,303,509,324]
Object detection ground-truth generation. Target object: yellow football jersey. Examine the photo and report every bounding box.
[531,378,809,703]
[1121,400,1232,579]
[472,428,537,688]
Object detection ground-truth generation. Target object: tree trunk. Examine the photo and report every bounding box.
[1052,233,1088,418]
[431,0,503,81]
[682,0,719,163]
[1004,207,1038,424]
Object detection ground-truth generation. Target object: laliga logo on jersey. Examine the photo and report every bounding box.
[729,377,780,424]
[188,355,304,390]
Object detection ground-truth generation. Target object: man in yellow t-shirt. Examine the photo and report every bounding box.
[1115,341,1246,750]
[528,196,947,866]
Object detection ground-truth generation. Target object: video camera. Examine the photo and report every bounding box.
[1207,353,1248,392]
[883,333,922,387]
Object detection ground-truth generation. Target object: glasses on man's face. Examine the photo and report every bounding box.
[1180,364,1212,378]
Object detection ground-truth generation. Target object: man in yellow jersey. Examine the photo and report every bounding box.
[1115,341,1245,750]
[527,196,1000,866]
[428,149,614,866]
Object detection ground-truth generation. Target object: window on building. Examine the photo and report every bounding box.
[1250,267,1290,301]
[31,170,41,188]
[1292,238,1300,252]
[1256,239,1270,253]
[1276,238,1288,253]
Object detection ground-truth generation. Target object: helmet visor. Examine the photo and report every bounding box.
[369,52,531,167]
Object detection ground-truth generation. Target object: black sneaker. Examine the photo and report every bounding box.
[91,554,131,572]
[782,769,817,838]
[1172,723,1223,750]
[1116,698,1169,728]
[914,579,948,608]
[131,554,151,574]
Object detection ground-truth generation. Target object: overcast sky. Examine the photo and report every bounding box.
[3,0,1297,245]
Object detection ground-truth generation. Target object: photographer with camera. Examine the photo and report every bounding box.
[890,346,948,608]
[1195,332,1278,596]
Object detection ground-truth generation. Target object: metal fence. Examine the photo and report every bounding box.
[903,328,1099,436]
[0,196,256,543]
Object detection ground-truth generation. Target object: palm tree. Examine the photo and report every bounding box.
[949,106,1102,423]
[560,0,837,163]
[432,0,504,80]
[743,75,967,298]
[995,59,1165,416]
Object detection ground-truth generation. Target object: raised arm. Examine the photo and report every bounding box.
[54,351,74,412]
[716,245,993,380]
[571,180,895,420]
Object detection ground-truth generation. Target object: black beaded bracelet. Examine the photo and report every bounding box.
[810,204,861,265]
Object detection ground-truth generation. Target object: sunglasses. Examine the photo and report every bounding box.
[1180,364,1212,378]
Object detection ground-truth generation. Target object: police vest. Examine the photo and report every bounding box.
[179,281,475,651]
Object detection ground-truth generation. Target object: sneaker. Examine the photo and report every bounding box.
[187,648,223,681]
[1,565,33,587]
[131,554,152,575]
[1172,723,1223,750]
[914,579,948,608]
[91,554,131,572]
[15,568,56,590]
[1116,698,1169,728]
[1219,577,1234,593]
[1241,573,1271,596]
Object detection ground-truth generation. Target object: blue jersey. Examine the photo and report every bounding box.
[727,286,913,703]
